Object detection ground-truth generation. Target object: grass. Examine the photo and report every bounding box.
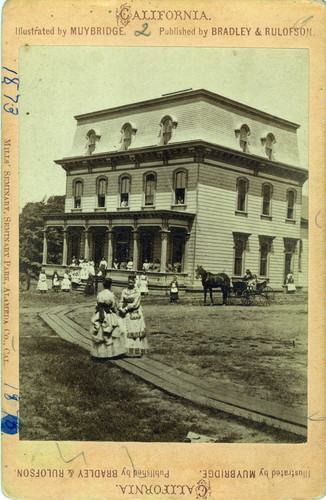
[19,287,307,442]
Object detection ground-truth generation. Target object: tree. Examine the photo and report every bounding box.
[19,196,65,278]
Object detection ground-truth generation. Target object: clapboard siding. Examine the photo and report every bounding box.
[66,164,198,213]
[194,179,303,288]
[198,163,302,203]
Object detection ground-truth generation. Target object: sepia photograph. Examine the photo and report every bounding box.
[18,46,308,444]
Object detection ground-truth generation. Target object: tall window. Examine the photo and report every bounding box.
[262,183,273,216]
[119,175,130,207]
[121,123,133,151]
[96,177,107,208]
[86,130,97,155]
[236,178,248,212]
[160,116,173,145]
[174,169,187,204]
[73,180,83,209]
[287,189,296,219]
[144,173,156,206]
[265,133,276,160]
[239,125,250,153]
[259,236,274,276]
[233,234,249,276]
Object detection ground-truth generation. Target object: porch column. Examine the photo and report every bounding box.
[106,230,113,268]
[62,230,68,266]
[183,232,191,273]
[42,229,48,265]
[84,228,90,260]
[132,230,139,270]
[160,230,169,272]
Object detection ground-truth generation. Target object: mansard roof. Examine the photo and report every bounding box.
[74,88,300,130]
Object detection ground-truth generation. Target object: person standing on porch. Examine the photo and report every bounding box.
[286,271,296,294]
[139,271,149,295]
[118,275,148,357]
[127,258,134,271]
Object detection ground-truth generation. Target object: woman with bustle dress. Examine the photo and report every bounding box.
[118,275,148,357]
[90,278,126,359]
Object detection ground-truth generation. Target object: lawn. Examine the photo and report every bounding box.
[19,287,307,443]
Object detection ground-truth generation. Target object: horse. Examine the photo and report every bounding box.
[195,265,230,306]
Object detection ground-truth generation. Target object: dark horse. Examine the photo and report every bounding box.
[195,265,230,305]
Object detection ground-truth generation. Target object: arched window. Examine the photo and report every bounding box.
[96,177,107,208]
[160,116,173,145]
[236,178,248,212]
[121,123,133,151]
[73,179,83,209]
[262,183,273,216]
[259,236,274,277]
[265,133,276,160]
[239,125,250,153]
[86,130,97,155]
[144,172,156,206]
[287,189,296,219]
[173,169,187,204]
[119,175,131,207]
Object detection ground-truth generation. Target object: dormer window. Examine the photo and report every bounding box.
[97,177,107,208]
[239,125,250,153]
[265,133,276,160]
[159,116,177,145]
[120,123,133,151]
[86,130,97,155]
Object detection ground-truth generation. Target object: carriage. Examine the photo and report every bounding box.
[229,279,275,306]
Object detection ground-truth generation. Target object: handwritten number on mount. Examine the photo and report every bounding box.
[134,23,151,36]
[2,66,19,115]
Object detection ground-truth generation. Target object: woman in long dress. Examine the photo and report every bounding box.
[37,269,48,293]
[118,275,148,357]
[139,272,149,295]
[52,270,60,292]
[61,269,71,292]
[90,278,126,359]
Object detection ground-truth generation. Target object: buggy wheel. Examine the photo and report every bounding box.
[262,286,275,305]
[241,290,254,306]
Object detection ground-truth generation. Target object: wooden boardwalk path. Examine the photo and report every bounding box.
[39,304,307,437]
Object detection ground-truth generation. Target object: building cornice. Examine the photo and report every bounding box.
[54,140,308,185]
[74,89,300,130]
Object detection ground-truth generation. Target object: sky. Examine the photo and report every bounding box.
[19,47,308,208]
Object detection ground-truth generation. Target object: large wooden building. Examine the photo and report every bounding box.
[43,89,308,290]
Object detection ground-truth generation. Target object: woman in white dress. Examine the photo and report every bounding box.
[118,275,148,357]
[37,269,48,293]
[90,278,126,359]
[61,269,71,292]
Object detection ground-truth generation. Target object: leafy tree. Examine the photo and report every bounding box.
[19,196,65,278]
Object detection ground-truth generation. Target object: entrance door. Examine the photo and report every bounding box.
[115,228,131,263]
[140,229,154,264]
[284,252,293,284]
[93,231,105,267]
[68,229,81,264]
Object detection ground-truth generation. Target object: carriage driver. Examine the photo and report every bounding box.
[243,269,258,290]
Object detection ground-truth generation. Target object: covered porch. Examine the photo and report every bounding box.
[42,210,196,285]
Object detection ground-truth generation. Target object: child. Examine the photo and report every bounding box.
[52,270,60,292]
[170,276,179,303]
[37,269,48,293]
